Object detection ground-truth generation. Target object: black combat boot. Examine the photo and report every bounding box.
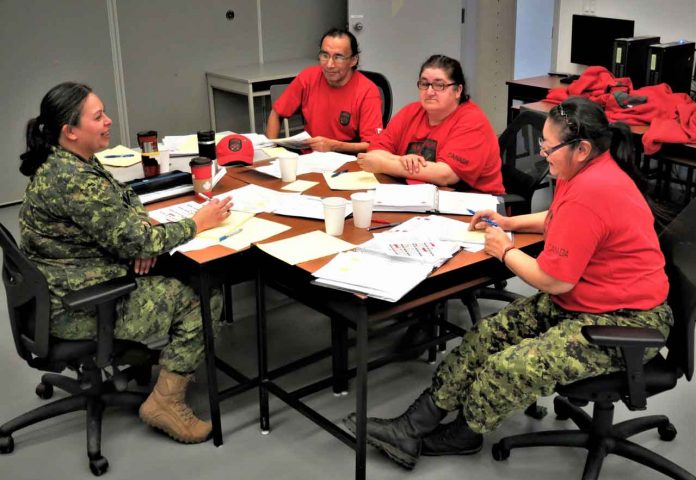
[421,410,483,456]
[343,390,447,469]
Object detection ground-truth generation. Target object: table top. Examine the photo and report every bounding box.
[506,75,566,90]
[143,160,544,298]
[206,58,315,84]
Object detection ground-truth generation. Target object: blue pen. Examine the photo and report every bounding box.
[104,153,135,158]
[219,228,242,242]
[466,208,499,228]
[331,169,349,177]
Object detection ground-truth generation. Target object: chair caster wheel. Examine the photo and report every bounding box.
[658,423,677,441]
[36,382,53,399]
[0,435,14,454]
[491,443,510,461]
[524,403,547,420]
[89,456,109,476]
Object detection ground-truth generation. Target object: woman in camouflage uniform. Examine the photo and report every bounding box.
[345,97,673,470]
[19,82,232,444]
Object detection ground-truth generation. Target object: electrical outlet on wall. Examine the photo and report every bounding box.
[582,0,596,14]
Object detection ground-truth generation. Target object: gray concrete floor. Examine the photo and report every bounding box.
[1,192,695,480]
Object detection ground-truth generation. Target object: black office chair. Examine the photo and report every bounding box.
[360,70,393,127]
[0,222,157,476]
[269,83,305,138]
[491,202,696,480]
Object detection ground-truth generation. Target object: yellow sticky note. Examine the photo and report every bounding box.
[323,171,380,190]
[281,180,319,192]
[262,147,290,158]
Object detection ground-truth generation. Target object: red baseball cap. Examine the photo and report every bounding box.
[216,134,254,166]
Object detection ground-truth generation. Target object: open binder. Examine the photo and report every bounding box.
[372,184,500,214]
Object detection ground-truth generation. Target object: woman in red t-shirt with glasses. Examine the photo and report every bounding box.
[345,96,672,470]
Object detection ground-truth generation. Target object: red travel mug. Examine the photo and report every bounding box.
[189,156,213,196]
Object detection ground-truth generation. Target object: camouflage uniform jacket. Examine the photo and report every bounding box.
[19,146,196,338]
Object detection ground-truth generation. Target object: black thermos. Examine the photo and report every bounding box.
[197,130,216,161]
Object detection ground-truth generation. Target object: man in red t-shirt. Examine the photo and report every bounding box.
[265,28,383,154]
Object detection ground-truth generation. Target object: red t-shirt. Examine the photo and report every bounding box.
[537,151,668,313]
[273,65,383,144]
[368,101,505,194]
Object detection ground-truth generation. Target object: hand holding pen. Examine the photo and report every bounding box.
[467,208,502,230]
[192,195,233,232]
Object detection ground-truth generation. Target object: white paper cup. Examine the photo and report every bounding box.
[157,149,170,174]
[350,191,374,229]
[278,152,298,182]
[322,197,347,236]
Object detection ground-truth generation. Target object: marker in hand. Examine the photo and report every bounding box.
[467,208,499,228]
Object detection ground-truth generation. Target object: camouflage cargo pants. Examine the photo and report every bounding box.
[431,292,673,433]
[114,275,223,374]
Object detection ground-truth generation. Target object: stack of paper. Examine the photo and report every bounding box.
[358,231,461,268]
[273,195,353,220]
[255,151,355,179]
[313,251,434,302]
[373,184,439,212]
[161,131,233,157]
[391,215,511,252]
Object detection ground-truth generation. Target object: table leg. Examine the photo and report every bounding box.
[354,309,368,480]
[199,271,223,446]
[247,84,256,133]
[331,317,349,395]
[223,283,234,324]
[256,269,270,434]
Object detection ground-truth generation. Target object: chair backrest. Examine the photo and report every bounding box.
[0,222,52,361]
[498,110,549,215]
[359,70,393,127]
[269,83,301,138]
[659,201,696,380]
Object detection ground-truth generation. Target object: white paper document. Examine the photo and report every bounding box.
[225,184,298,214]
[272,195,353,220]
[358,231,461,268]
[255,151,355,179]
[269,131,312,150]
[312,251,434,302]
[437,191,500,215]
[257,230,355,265]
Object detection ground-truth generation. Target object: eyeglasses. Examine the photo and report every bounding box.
[318,52,353,64]
[538,137,581,156]
[416,80,457,91]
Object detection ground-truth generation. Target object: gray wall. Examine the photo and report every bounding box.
[0,0,120,205]
[0,0,345,205]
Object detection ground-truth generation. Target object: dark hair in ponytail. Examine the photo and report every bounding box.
[548,96,645,189]
[548,96,672,224]
[20,82,92,176]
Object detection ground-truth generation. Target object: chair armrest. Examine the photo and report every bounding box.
[61,276,137,310]
[581,325,665,349]
[61,276,137,369]
[582,325,666,411]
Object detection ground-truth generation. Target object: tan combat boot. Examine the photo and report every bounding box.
[139,368,212,443]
